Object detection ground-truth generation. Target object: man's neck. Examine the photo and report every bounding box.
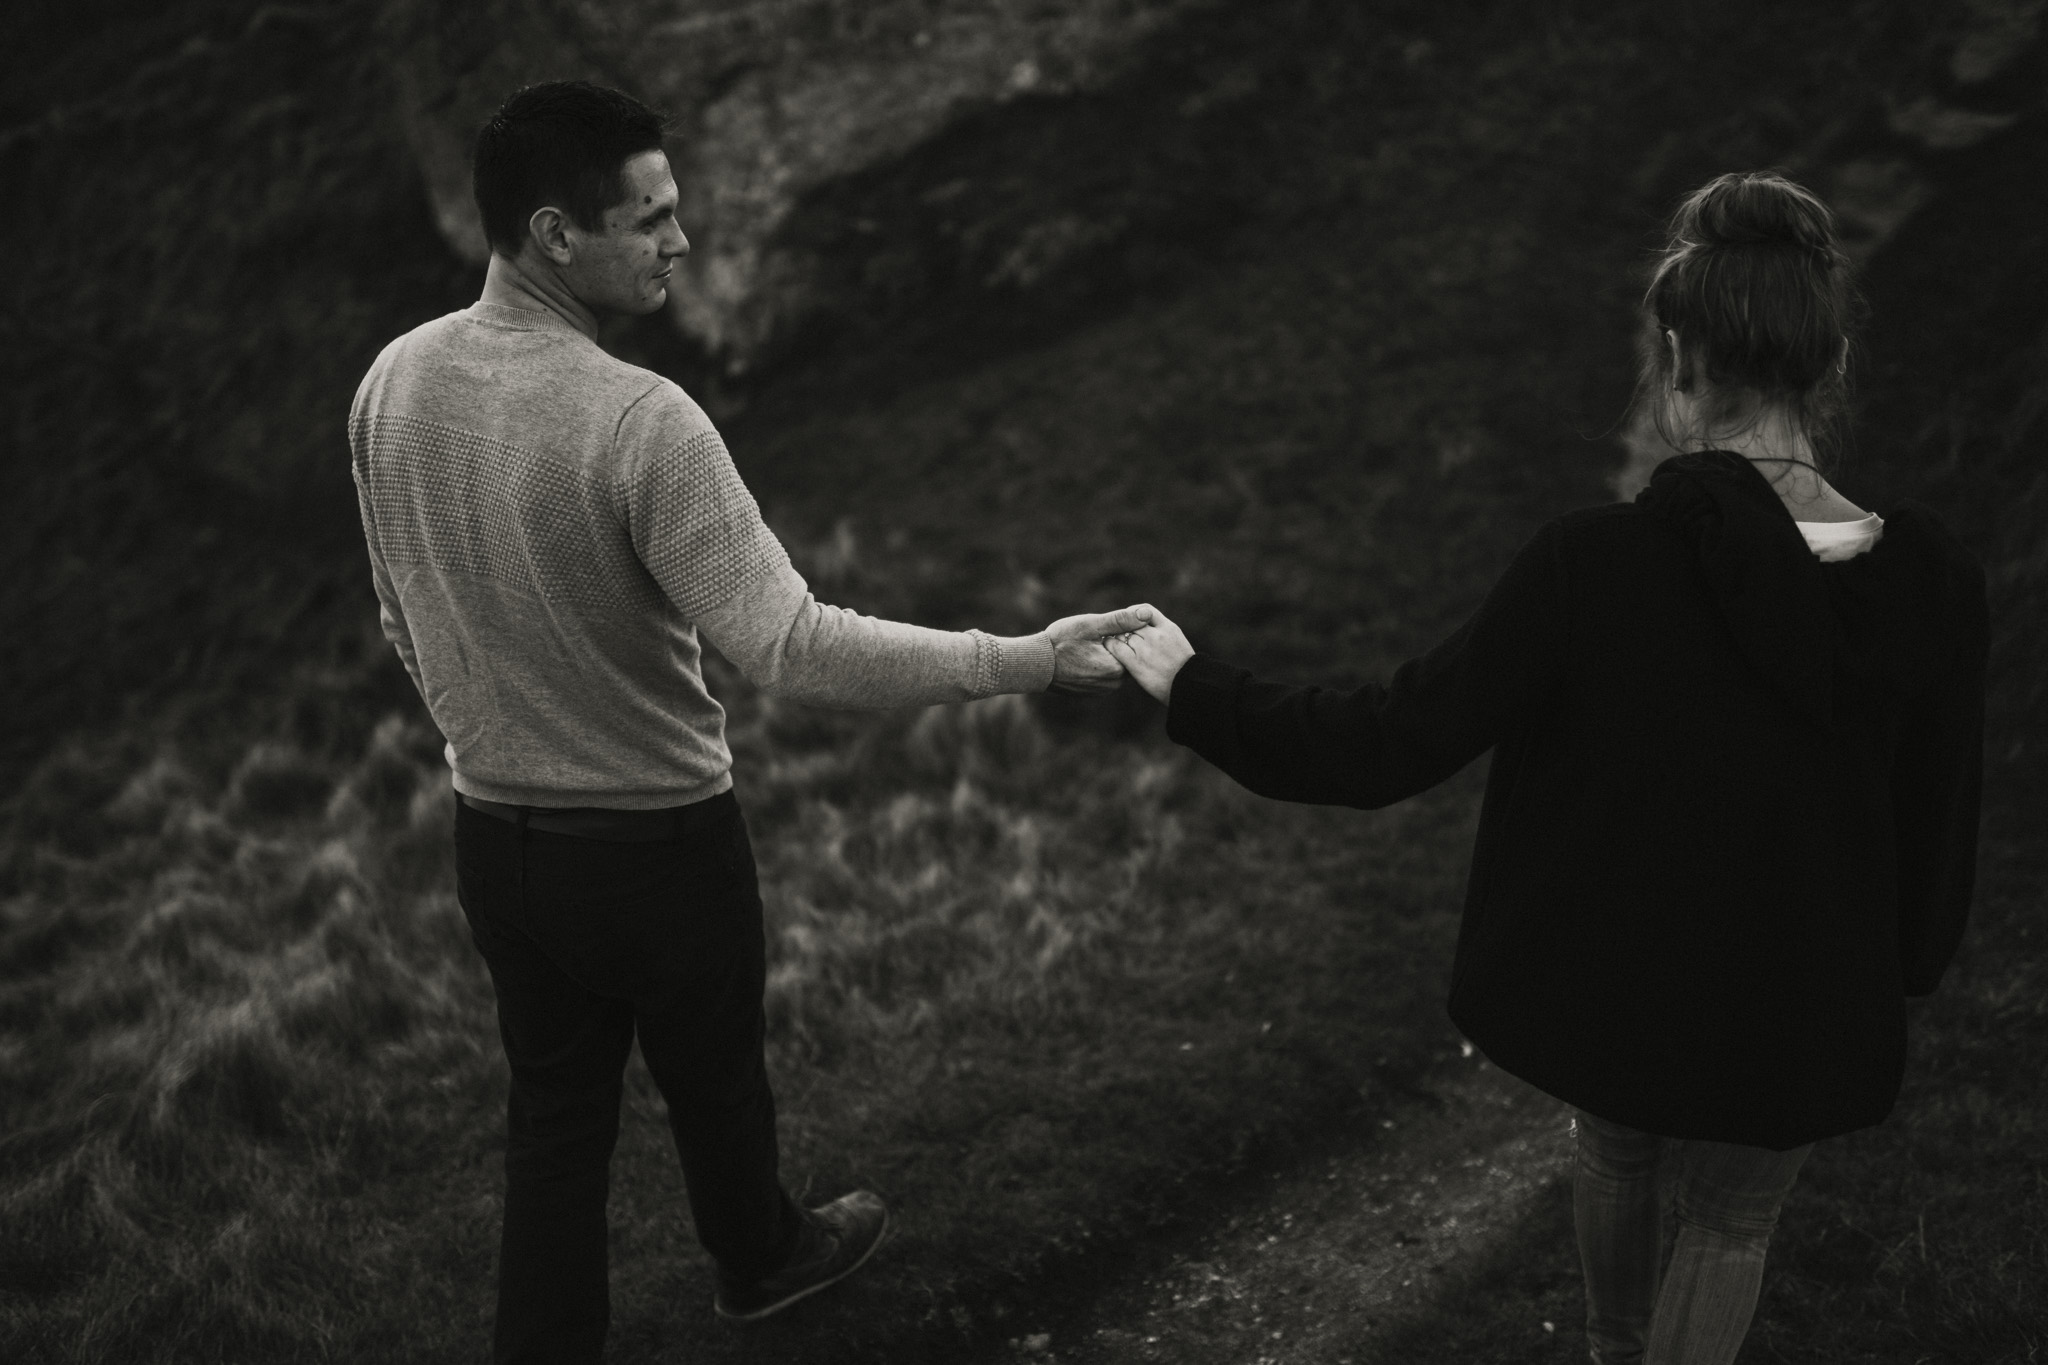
[479,253,600,340]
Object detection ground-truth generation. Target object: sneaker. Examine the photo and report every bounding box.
[713,1190,890,1322]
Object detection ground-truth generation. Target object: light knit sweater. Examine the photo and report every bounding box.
[349,302,1056,809]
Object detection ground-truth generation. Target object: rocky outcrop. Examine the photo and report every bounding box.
[388,0,1199,368]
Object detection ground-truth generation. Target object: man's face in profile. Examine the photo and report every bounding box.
[565,149,689,318]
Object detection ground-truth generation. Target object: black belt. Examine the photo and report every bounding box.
[458,790,732,843]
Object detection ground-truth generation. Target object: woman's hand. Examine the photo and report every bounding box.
[1105,605,1194,706]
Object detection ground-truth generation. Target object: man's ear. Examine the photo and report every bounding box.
[527,206,575,266]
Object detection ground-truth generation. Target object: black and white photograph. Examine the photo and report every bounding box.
[1,2,2041,1362]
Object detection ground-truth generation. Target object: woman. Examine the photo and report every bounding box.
[1106,171,1988,1365]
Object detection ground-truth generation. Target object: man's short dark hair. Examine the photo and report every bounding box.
[472,81,668,257]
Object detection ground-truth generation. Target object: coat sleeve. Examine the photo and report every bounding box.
[1163,519,1568,809]
[1892,560,1990,997]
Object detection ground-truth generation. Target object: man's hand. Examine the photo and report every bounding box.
[1104,606,1193,705]
[1045,606,1154,694]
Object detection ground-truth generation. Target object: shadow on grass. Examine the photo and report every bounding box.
[1340,1174,1583,1365]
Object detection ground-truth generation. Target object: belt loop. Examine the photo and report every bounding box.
[515,806,531,911]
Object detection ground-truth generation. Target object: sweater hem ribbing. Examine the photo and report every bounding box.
[451,768,736,811]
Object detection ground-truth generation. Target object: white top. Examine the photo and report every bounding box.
[1796,512,1884,563]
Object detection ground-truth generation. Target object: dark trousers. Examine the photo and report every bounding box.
[453,791,802,1365]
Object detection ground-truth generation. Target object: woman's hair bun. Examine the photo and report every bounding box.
[1678,170,1840,257]
[1640,169,1860,462]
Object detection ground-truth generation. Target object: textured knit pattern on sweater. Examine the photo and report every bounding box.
[349,303,1054,808]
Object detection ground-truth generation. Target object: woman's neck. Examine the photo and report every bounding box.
[1685,408,1862,519]
[1700,409,1815,487]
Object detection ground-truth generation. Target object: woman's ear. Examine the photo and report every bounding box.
[1665,328,1684,393]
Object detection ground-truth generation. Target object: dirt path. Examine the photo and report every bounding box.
[976,1057,1576,1365]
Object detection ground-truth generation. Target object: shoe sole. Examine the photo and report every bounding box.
[714,1206,892,1323]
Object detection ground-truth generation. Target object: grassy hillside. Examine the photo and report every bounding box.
[2,1,2043,1362]
[0,0,478,784]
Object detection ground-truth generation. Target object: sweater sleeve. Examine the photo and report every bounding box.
[696,560,1055,707]
[350,425,427,708]
[1892,562,1990,997]
[1164,519,1568,809]
[619,392,1055,706]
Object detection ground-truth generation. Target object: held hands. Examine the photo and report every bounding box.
[1041,603,1194,703]
[1104,605,1193,705]
[1045,606,1156,694]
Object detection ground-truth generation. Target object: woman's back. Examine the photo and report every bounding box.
[1440,450,1984,1150]
[1155,442,1985,1148]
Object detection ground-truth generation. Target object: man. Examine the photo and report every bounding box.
[349,80,1138,1363]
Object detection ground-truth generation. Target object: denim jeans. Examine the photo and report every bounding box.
[453,792,803,1365]
[1572,1109,1813,1365]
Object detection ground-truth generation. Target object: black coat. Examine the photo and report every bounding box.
[1165,451,1988,1150]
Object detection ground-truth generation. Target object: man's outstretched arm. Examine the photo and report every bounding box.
[694,564,1144,707]
[623,403,1134,707]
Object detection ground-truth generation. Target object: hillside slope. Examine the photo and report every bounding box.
[2,0,2040,787]
[0,3,2043,1362]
